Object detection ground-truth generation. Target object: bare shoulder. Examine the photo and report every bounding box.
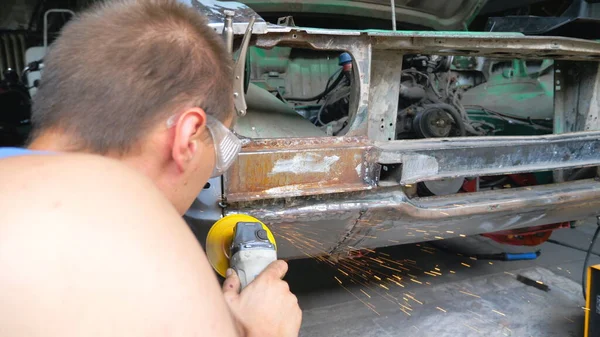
[0,154,237,337]
[0,153,168,209]
[0,153,185,249]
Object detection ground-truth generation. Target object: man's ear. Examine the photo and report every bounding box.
[171,107,207,172]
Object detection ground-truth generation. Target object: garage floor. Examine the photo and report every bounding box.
[285,219,600,337]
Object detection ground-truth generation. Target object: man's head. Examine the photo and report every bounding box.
[28,0,236,214]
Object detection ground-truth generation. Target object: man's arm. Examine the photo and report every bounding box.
[0,154,239,337]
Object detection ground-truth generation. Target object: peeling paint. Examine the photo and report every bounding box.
[270,153,340,175]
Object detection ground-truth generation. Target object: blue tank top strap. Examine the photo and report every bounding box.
[0,147,49,159]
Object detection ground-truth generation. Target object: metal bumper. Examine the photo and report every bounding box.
[226,179,600,259]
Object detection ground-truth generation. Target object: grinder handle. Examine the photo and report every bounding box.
[231,249,278,289]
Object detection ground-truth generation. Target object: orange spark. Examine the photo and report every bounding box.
[459,290,481,298]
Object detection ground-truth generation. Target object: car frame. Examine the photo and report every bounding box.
[180,0,600,260]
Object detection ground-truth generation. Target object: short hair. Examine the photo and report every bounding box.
[29,0,233,155]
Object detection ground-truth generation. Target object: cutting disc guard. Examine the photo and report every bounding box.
[205,214,277,277]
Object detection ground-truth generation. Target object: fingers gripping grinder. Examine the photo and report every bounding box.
[206,214,277,289]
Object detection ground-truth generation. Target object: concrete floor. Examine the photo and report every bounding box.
[285,219,600,337]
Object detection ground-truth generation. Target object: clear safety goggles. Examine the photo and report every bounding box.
[167,113,242,178]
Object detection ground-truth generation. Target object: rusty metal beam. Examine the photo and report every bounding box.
[224,131,600,202]
[377,131,600,184]
[256,29,600,61]
[223,137,379,202]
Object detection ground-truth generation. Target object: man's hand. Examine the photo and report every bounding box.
[222,260,302,337]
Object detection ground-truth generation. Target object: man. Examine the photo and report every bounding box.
[0,0,301,336]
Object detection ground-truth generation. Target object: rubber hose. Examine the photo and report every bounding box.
[399,84,426,100]
[423,103,466,137]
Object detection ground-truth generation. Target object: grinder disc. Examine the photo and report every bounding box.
[205,214,277,277]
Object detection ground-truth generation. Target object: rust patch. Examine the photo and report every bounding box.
[224,137,378,202]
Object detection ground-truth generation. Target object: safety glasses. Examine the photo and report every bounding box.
[167,113,242,178]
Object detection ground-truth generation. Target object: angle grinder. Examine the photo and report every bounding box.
[205,214,277,289]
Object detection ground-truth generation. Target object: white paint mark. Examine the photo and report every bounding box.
[264,185,301,195]
[270,154,339,175]
[355,163,362,176]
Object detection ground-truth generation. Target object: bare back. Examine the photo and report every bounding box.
[0,154,238,337]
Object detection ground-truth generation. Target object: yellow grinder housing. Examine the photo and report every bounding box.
[205,214,277,277]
